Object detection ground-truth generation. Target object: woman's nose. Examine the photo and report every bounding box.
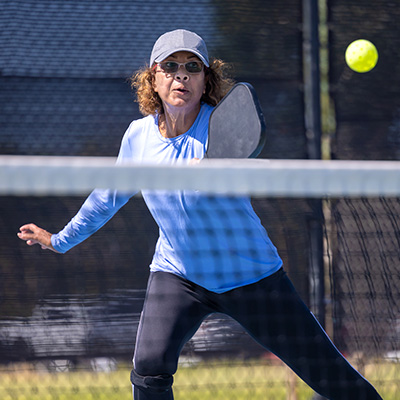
[175,66,189,81]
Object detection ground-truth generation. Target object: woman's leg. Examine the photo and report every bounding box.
[131,272,213,400]
[217,269,382,400]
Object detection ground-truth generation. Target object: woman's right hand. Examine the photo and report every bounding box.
[17,223,58,252]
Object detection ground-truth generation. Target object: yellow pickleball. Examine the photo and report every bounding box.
[345,39,378,73]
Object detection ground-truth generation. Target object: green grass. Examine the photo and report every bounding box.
[173,360,313,400]
[0,359,398,400]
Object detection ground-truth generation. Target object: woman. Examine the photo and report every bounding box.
[18,29,382,400]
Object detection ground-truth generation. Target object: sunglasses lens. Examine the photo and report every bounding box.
[160,62,179,73]
[185,62,203,73]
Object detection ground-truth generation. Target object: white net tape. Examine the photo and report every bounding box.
[1,156,400,197]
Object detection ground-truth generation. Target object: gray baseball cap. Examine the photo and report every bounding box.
[150,29,209,67]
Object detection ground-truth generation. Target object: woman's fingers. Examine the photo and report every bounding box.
[17,223,55,251]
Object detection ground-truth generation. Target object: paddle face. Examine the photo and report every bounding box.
[206,82,266,159]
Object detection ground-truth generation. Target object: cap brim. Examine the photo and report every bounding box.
[153,48,209,67]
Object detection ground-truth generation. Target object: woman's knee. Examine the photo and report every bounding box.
[134,343,178,376]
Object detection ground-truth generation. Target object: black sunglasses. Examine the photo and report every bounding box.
[155,61,204,74]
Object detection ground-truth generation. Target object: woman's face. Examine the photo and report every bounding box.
[152,51,206,113]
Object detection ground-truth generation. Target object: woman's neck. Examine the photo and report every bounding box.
[159,104,201,138]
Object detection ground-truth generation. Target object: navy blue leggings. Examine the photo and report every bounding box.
[131,269,382,400]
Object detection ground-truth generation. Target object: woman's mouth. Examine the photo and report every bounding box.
[174,87,189,94]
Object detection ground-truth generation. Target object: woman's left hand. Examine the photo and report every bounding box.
[189,158,201,165]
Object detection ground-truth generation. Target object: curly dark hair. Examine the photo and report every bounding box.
[130,58,235,116]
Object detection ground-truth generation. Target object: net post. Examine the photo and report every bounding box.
[303,0,326,334]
